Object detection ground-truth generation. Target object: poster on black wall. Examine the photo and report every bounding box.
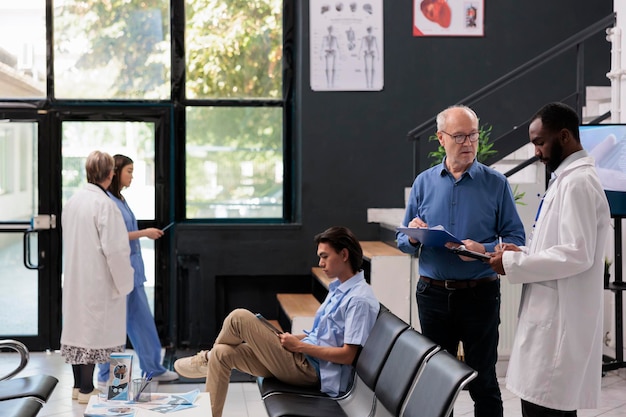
[413,0,484,37]
[310,0,384,91]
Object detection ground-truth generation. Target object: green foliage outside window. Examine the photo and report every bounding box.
[54,0,286,219]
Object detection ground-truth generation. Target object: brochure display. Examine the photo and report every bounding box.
[107,353,133,401]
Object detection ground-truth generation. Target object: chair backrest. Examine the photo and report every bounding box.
[401,349,477,417]
[0,340,29,381]
[355,309,409,390]
[373,329,439,417]
[336,309,409,416]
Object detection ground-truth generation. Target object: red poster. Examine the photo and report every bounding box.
[413,0,484,37]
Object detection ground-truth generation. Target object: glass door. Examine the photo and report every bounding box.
[0,112,61,351]
[58,110,171,323]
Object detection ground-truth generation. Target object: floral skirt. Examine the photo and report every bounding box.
[60,344,125,365]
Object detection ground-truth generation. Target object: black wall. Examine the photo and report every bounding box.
[170,0,613,347]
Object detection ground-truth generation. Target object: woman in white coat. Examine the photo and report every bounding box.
[489,103,611,417]
[60,150,134,404]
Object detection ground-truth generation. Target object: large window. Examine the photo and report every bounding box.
[0,2,46,98]
[185,0,286,219]
[1,0,289,221]
[53,0,171,100]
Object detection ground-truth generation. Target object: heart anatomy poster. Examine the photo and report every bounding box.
[310,0,384,91]
[413,0,484,37]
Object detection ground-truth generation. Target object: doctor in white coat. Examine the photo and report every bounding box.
[61,150,134,404]
[489,103,611,417]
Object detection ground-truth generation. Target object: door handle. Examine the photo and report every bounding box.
[23,229,43,270]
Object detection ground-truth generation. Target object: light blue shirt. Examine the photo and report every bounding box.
[396,159,525,280]
[108,192,145,287]
[301,271,379,397]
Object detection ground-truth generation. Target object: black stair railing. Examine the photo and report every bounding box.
[407,13,616,177]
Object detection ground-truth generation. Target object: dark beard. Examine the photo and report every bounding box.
[546,141,564,172]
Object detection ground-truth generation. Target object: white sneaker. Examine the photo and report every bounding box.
[151,370,179,382]
[174,350,210,379]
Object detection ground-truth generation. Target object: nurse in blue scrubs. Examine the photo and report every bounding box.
[98,154,178,386]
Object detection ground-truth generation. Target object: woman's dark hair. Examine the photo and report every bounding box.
[108,154,134,199]
[314,226,363,273]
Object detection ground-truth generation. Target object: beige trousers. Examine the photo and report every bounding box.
[206,309,319,417]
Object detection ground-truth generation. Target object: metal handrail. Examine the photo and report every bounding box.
[407,13,616,142]
[0,339,30,381]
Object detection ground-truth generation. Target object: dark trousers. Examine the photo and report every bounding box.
[416,278,503,417]
[521,400,577,417]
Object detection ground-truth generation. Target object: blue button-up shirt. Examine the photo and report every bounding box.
[397,159,525,280]
[302,271,379,397]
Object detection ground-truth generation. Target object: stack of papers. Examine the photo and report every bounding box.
[84,390,200,416]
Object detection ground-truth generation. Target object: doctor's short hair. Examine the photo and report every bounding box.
[314,226,363,273]
[532,102,581,142]
[85,150,114,185]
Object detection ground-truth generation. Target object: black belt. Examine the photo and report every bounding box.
[420,276,498,290]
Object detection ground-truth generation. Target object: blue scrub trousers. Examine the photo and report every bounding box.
[98,284,167,382]
[416,278,503,417]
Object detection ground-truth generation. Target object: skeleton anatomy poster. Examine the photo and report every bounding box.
[310,0,384,91]
[413,0,484,37]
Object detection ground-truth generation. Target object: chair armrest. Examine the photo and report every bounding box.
[0,340,29,381]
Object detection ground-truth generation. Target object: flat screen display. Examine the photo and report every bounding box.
[579,124,626,192]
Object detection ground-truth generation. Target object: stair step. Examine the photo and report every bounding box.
[311,267,334,290]
[276,293,320,334]
[361,241,406,259]
[276,293,321,319]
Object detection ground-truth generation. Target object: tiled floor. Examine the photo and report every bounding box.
[2,349,625,417]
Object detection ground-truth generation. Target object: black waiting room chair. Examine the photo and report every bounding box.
[0,339,58,417]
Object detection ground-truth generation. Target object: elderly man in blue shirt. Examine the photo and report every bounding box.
[174,226,380,417]
[397,105,525,417]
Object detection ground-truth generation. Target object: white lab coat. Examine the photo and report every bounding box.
[61,183,134,350]
[502,155,610,410]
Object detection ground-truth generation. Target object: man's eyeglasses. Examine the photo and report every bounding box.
[441,131,480,144]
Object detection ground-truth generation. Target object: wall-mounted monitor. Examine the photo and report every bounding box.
[580,124,626,216]
[579,124,626,192]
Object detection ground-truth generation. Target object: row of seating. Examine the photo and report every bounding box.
[0,340,58,417]
[257,308,477,417]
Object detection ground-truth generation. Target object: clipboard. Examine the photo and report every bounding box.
[397,226,462,247]
[255,313,283,335]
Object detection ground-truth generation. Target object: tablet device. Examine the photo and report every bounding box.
[449,245,491,261]
[255,313,283,335]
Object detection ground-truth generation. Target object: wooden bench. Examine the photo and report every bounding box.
[276,293,321,333]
